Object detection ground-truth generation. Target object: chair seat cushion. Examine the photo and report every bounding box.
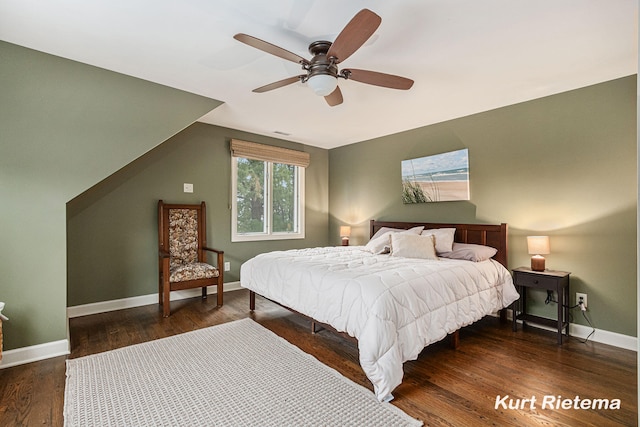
[170,262,219,283]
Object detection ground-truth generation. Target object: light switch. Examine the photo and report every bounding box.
[183,183,194,193]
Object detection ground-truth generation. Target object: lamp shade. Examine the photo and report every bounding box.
[340,226,351,246]
[339,226,351,237]
[307,74,338,96]
[527,236,550,255]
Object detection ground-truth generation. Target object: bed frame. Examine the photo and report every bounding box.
[248,220,510,348]
[369,220,509,268]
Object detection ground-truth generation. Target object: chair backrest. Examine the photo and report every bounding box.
[158,201,207,269]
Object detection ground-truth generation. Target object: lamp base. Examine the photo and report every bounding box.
[531,255,546,271]
[341,238,349,246]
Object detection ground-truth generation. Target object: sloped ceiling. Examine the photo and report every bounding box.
[0,0,636,149]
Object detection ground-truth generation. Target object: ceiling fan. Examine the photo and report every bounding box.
[233,9,414,107]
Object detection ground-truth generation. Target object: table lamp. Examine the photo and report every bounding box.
[527,236,550,271]
[340,226,351,246]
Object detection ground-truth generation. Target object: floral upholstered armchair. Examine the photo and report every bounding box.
[158,200,224,317]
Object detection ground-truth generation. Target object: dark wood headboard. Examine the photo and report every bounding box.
[369,220,508,268]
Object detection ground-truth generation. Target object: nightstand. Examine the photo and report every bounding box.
[512,267,571,344]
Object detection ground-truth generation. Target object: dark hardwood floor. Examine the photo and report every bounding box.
[0,289,637,426]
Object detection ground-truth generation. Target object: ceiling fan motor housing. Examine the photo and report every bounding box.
[306,41,338,79]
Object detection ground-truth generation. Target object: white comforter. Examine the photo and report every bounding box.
[240,246,519,402]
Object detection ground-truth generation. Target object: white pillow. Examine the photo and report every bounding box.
[370,225,424,240]
[365,231,393,254]
[390,233,438,260]
[421,228,456,254]
[366,226,425,254]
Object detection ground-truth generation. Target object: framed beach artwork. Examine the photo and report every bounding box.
[402,148,470,203]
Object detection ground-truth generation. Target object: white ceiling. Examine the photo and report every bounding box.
[1,0,637,149]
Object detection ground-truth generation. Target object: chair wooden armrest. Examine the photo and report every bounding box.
[202,246,224,255]
[203,247,224,271]
[159,249,170,258]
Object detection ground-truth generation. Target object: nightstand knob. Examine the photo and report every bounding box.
[533,280,539,284]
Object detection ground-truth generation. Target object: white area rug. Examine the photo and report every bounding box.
[64,318,422,426]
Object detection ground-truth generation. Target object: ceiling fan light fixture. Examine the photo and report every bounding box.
[307,74,338,96]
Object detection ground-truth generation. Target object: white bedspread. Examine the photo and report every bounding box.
[240,246,519,402]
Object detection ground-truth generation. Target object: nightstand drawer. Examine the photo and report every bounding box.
[513,271,557,289]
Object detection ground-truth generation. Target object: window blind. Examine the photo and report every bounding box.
[230,139,310,168]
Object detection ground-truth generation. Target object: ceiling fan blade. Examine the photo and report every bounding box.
[324,86,343,106]
[253,76,305,93]
[234,33,307,65]
[344,69,414,90]
[326,9,381,63]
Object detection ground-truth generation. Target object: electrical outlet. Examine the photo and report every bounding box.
[576,292,588,309]
[224,262,231,271]
[183,183,193,193]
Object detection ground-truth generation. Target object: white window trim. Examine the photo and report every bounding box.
[231,157,305,242]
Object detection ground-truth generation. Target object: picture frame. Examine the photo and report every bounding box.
[401,148,470,203]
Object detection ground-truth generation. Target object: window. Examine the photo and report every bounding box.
[231,140,308,242]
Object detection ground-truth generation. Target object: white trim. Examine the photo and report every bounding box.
[1,283,242,369]
[231,232,306,242]
[528,321,636,351]
[2,295,634,370]
[0,339,69,369]
[231,157,306,243]
[0,282,240,369]
[504,309,637,351]
[569,323,637,351]
[67,281,242,318]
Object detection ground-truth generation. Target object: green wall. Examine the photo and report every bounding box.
[329,76,637,337]
[0,41,221,350]
[67,123,329,306]
[2,38,636,353]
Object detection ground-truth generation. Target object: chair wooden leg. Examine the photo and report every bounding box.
[202,287,207,299]
[162,281,171,318]
[161,256,171,317]
[217,283,223,306]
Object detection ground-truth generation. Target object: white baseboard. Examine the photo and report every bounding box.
[0,283,242,369]
[67,281,242,318]
[0,339,69,369]
[504,309,637,351]
[2,291,635,370]
[569,322,636,351]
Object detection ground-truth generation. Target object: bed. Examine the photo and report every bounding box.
[240,220,519,402]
